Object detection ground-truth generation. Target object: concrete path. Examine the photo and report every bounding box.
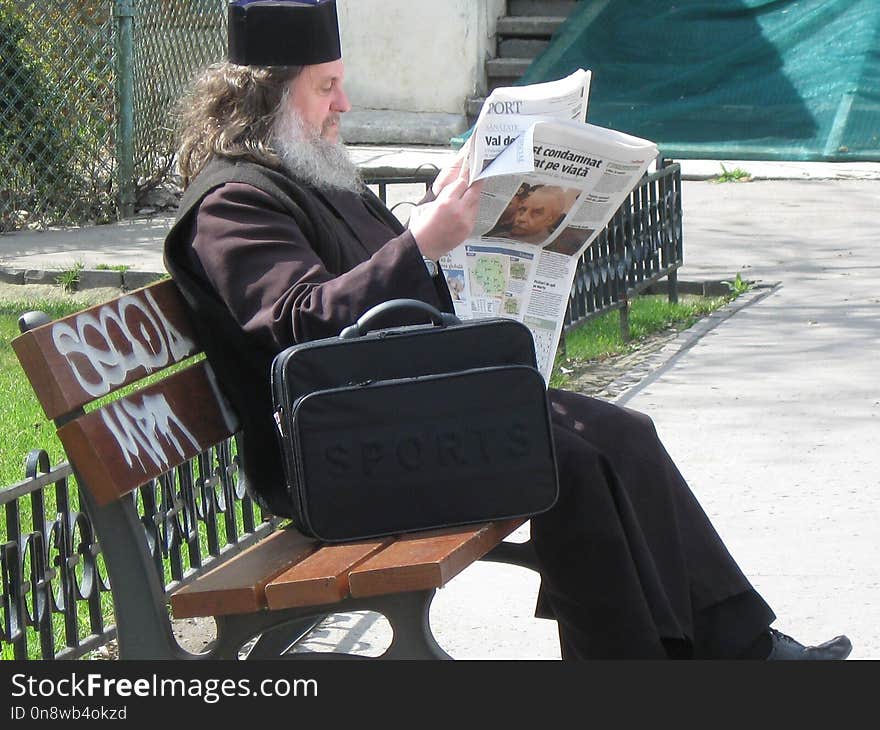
[1,154,877,659]
[619,178,880,660]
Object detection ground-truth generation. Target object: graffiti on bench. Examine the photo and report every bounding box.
[51,289,194,397]
[100,393,202,472]
[50,287,201,472]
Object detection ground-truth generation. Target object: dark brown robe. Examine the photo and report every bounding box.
[164,158,774,659]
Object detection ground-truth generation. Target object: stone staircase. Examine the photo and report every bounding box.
[466,0,580,125]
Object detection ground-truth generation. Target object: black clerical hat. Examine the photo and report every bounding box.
[227,0,341,67]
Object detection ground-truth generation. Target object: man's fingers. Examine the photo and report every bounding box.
[437,175,469,200]
[432,145,472,196]
[462,179,484,206]
[439,171,482,203]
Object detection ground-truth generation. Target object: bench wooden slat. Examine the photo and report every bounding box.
[171,528,318,619]
[12,280,200,419]
[56,361,238,505]
[264,538,392,609]
[171,520,524,618]
[348,518,525,598]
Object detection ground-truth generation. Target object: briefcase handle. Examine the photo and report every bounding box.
[339,299,461,339]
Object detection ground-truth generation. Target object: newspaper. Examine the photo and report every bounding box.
[466,68,592,183]
[441,70,658,382]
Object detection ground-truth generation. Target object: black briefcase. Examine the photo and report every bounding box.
[270,299,559,542]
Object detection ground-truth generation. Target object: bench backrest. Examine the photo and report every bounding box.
[12,279,238,506]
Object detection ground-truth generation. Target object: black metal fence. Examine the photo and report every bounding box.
[564,162,683,337]
[0,165,682,660]
[0,441,279,660]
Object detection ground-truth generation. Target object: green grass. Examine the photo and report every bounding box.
[712,163,752,183]
[549,292,740,388]
[722,272,750,297]
[54,260,84,293]
[95,263,130,272]
[0,299,86,486]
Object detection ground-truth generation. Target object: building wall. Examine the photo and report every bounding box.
[337,0,505,144]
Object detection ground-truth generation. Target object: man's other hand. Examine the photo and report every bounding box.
[409,171,484,261]
[430,140,472,198]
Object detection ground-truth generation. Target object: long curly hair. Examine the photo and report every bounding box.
[174,62,302,188]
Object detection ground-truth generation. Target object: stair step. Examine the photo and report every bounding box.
[508,0,578,17]
[486,57,532,79]
[498,38,550,59]
[496,16,566,37]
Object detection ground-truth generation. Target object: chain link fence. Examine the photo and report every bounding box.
[0,0,227,234]
[128,0,226,210]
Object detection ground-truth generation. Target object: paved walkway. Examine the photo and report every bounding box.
[621,178,879,660]
[2,154,877,659]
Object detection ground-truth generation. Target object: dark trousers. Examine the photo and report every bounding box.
[530,390,775,659]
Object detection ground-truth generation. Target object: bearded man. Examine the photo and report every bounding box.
[163,0,851,661]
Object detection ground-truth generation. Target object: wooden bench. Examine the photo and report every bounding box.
[12,278,539,660]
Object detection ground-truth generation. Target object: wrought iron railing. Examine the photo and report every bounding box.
[0,165,682,660]
[0,440,278,660]
[564,162,682,336]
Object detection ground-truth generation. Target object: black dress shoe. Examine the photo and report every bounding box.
[766,629,853,660]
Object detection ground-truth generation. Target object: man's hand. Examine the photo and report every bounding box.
[430,138,472,198]
[409,171,484,261]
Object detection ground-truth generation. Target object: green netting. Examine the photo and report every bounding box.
[521,0,880,161]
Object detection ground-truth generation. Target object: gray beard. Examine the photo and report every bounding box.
[272,109,364,194]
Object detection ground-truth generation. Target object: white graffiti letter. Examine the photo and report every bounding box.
[101,393,201,473]
[52,292,195,397]
[144,289,195,362]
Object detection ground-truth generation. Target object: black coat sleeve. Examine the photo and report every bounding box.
[189,181,451,351]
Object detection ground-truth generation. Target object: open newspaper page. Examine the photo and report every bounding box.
[466,68,591,183]
[441,119,658,382]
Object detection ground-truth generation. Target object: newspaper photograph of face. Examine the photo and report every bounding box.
[484,183,581,245]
